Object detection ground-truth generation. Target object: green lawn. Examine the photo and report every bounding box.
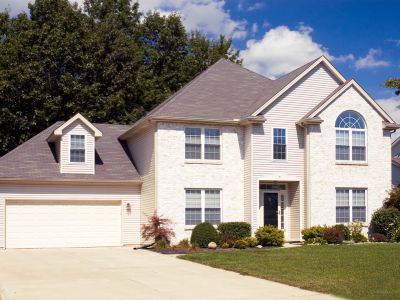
[179,244,400,300]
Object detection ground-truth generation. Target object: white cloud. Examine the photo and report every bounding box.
[355,48,390,70]
[241,25,331,79]
[332,54,355,63]
[377,96,400,140]
[251,23,258,33]
[247,2,265,11]
[136,0,247,40]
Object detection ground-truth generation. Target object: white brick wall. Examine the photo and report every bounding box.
[308,86,392,227]
[156,122,245,242]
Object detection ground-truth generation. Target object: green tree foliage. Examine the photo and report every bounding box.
[385,78,400,95]
[0,0,241,156]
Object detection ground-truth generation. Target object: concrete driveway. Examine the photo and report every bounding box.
[0,247,339,300]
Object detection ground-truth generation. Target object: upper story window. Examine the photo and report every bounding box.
[335,111,366,161]
[185,127,221,160]
[273,128,286,160]
[70,134,85,163]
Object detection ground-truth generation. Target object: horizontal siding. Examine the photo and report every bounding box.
[0,198,4,248]
[127,125,156,243]
[0,184,141,247]
[60,121,95,174]
[251,65,340,236]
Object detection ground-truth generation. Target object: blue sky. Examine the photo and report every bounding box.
[2,0,400,119]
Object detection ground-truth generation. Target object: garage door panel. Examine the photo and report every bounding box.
[6,200,122,248]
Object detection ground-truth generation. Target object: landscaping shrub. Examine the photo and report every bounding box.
[390,220,400,242]
[370,207,400,236]
[384,186,400,210]
[190,222,219,248]
[301,225,328,241]
[176,238,191,249]
[154,239,168,249]
[242,237,258,248]
[217,222,251,241]
[221,242,230,249]
[304,237,327,245]
[333,224,351,241]
[141,213,175,244]
[369,233,388,243]
[323,227,344,244]
[219,233,236,247]
[233,239,249,249]
[255,225,284,247]
[349,222,367,243]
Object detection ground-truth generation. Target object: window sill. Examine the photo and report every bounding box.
[336,161,368,166]
[185,160,223,165]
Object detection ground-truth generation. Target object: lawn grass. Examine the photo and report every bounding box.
[179,243,400,300]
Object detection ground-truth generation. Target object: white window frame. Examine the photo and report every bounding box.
[335,112,367,162]
[69,134,86,164]
[185,189,222,228]
[184,127,222,162]
[335,188,368,224]
[272,127,287,161]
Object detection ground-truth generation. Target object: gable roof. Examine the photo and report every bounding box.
[48,113,102,142]
[0,122,141,182]
[301,79,396,123]
[121,56,351,138]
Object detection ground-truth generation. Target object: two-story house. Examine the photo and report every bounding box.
[0,56,397,249]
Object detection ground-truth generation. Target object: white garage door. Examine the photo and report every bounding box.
[6,200,122,248]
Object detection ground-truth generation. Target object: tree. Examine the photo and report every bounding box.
[385,78,400,96]
[0,0,241,156]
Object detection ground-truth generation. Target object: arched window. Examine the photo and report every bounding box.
[335,111,366,161]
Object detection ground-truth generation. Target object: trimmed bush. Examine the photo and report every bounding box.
[255,226,284,247]
[301,225,328,241]
[218,222,251,241]
[323,228,344,244]
[333,224,351,241]
[190,222,219,248]
[233,239,249,249]
[370,207,400,236]
[369,233,388,243]
[304,237,327,245]
[242,237,258,248]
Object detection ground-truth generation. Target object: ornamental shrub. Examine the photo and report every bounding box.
[233,239,249,249]
[304,237,327,245]
[370,207,400,236]
[219,233,236,247]
[190,222,219,248]
[349,222,367,243]
[242,237,258,248]
[301,225,329,241]
[333,224,351,241]
[217,222,251,241]
[390,220,400,242]
[323,227,344,244]
[369,233,388,242]
[255,226,284,247]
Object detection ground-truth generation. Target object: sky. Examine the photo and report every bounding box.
[1,0,400,124]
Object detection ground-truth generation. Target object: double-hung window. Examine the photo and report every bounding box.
[185,128,221,160]
[273,128,286,160]
[336,188,366,223]
[335,111,366,161]
[185,189,221,225]
[70,135,85,163]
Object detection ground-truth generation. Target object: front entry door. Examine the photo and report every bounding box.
[264,193,278,227]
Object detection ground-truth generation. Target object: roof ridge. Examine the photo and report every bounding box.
[222,58,273,82]
[0,121,63,162]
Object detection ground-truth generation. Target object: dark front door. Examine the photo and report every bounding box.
[264,193,278,227]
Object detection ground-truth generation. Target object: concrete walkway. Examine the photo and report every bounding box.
[0,247,340,300]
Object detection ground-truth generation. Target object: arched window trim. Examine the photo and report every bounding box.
[335,111,366,161]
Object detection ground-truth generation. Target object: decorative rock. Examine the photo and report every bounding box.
[256,245,263,249]
[208,242,217,249]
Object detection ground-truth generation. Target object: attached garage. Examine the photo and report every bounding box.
[6,200,122,249]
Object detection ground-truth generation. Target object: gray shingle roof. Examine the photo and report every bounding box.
[0,122,141,181]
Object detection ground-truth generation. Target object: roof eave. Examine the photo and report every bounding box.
[383,122,400,131]
[296,117,324,127]
[0,178,142,186]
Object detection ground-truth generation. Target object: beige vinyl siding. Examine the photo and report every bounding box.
[244,125,252,224]
[127,125,156,243]
[251,64,340,238]
[60,121,95,174]
[288,182,301,240]
[0,184,141,248]
[0,198,4,248]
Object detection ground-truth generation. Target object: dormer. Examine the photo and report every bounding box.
[48,113,102,174]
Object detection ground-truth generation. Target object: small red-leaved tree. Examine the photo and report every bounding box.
[141,213,175,244]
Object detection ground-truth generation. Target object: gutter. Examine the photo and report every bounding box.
[0,178,143,187]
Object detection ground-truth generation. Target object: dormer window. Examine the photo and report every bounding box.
[70,135,85,163]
